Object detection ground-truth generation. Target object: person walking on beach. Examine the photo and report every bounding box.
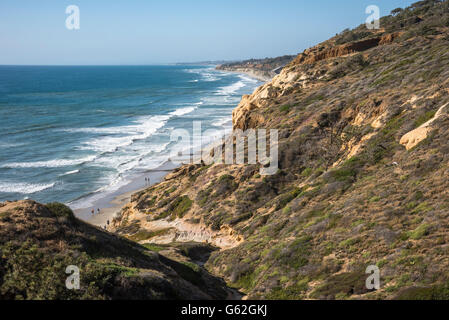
[97,208,101,215]
[91,209,95,216]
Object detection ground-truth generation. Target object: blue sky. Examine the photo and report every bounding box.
[0,0,416,65]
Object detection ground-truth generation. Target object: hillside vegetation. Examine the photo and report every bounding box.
[2,0,449,300]
[0,200,233,299]
[113,0,449,300]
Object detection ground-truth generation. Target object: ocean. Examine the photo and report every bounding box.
[0,65,261,210]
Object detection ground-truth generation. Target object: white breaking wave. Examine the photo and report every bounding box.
[200,95,240,106]
[0,142,23,148]
[212,117,232,127]
[169,107,195,117]
[238,74,259,84]
[0,66,263,205]
[78,115,170,153]
[184,68,221,82]
[216,80,246,95]
[75,104,201,153]
[69,141,171,210]
[5,112,173,174]
[169,103,201,117]
[94,142,170,175]
[61,169,80,176]
[0,182,55,194]
[1,155,96,169]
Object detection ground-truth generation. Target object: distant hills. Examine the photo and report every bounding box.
[216,55,297,81]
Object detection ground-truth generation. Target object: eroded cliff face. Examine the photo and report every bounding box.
[291,32,402,66]
[232,32,402,131]
[113,1,449,300]
[112,164,245,250]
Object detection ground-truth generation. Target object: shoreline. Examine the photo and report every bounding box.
[215,67,273,82]
[73,70,264,228]
[72,138,227,228]
[73,160,180,227]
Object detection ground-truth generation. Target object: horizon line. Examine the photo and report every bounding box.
[0,63,223,67]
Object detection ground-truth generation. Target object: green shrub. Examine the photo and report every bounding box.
[0,240,114,300]
[414,110,436,127]
[301,168,313,177]
[395,283,449,300]
[214,175,238,196]
[279,105,292,113]
[276,187,302,210]
[168,196,193,219]
[310,268,368,299]
[232,272,256,291]
[0,210,13,221]
[128,228,172,242]
[282,206,292,215]
[196,189,211,207]
[142,243,165,252]
[266,278,309,300]
[339,237,360,248]
[335,30,372,45]
[377,260,388,268]
[278,236,312,269]
[331,168,356,182]
[411,202,431,214]
[46,203,75,219]
[408,223,430,240]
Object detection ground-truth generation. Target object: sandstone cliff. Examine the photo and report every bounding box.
[112,0,449,300]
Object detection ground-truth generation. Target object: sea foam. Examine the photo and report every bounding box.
[0,182,55,194]
[1,156,96,169]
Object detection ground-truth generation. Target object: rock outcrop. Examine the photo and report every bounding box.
[291,32,402,66]
[400,102,449,150]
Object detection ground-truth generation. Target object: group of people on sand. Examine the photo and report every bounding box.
[89,174,151,230]
[90,208,110,230]
[91,208,101,216]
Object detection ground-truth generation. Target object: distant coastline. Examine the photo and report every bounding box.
[215,67,272,82]
[71,68,266,227]
[216,55,295,82]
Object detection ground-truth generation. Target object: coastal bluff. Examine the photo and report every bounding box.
[3,0,449,300]
[113,0,449,300]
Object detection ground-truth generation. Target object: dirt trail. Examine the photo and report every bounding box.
[141,218,243,250]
